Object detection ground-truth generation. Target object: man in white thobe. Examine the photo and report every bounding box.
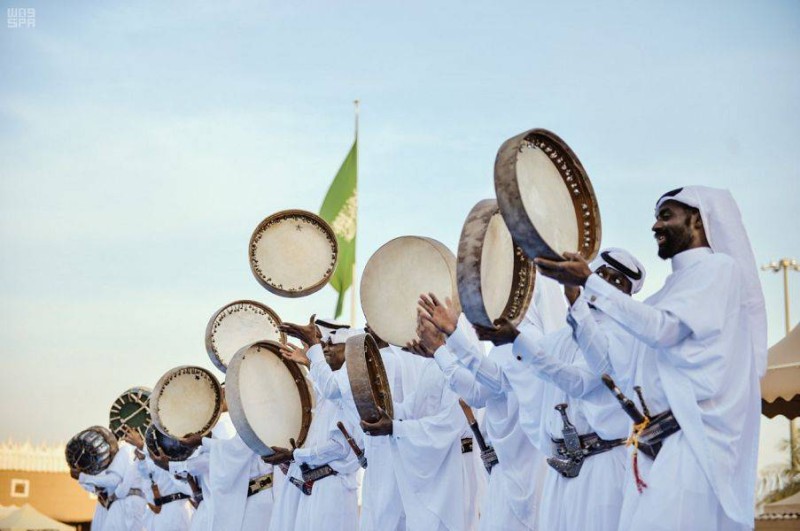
[415,276,566,531]
[274,317,362,531]
[536,186,767,530]
[509,248,647,531]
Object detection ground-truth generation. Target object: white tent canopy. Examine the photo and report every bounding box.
[0,504,74,531]
[762,325,800,419]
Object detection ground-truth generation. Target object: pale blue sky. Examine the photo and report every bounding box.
[1,1,798,470]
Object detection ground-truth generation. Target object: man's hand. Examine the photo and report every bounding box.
[418,293,458,336]
[279,315,320,347]
[123,426,144,450]
[279,343,311,367]
[405,339,434,358]
[263,446,294,465]
[70,467,80,480]
[180,433,204,448]
[534,252,592,287]
[361,407,393,436]
[417,314,445,353]
[148,447,170,471]
[475,317,519,346]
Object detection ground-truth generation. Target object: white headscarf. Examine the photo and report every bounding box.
[329,327,364,345]
[656,186,768,376]
[589,247,647,294]
[315,318,350,343]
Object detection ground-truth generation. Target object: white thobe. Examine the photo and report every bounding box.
[572,247,759,530]
[77,473,109,531]
[512,313,630,531]
[87,442,148,531]
[389,355,467,531]
[169,412,236,531]
[436,321,543,531]
[292,351,360,531]
[140,454,194,531]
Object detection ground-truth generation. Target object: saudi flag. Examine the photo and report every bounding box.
[320,139,358,318]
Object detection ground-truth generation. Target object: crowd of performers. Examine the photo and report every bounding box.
[71,186,767,531]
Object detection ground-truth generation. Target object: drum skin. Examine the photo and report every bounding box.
[457,199,536,328]
[205,300,286,373]
[65,426,118,475]
[494,128,601,261]
[361,236,460,347]
[150,366,223,440]
[145,424,196,462]
[249,209,339,298]
[225,341,313,456]
[345,333,394,422]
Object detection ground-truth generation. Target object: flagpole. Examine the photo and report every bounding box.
[350,99,359,327]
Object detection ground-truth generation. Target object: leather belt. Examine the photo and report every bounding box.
[551,432,626,460]
[300,464,337,483]
[154,492,190,506]
[638,409,681,459]
[461,437,473,454]
[247,472,274,497]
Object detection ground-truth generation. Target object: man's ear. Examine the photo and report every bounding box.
[693,211,704,230]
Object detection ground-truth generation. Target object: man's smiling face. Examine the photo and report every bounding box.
[652,200,699,259]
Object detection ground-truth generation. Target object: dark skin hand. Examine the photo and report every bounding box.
[405,338,435,358]
[564,285,581,306]
[123,426,144,450]
[534,252,593,287]
[70,467,80,480]
[279,342,311,368]
[475,317,519,346]
[180,433,205,447]
[361,407,393,436]
[279,315,321,347]
[416,313,446,353]
[263,446,294,465]
[417,293,458,336]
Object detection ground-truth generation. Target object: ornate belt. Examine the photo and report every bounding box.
[247,472,274,497]
[637,409,681,459]
[551,432,626,460]
[461,437,473,454]
[154,492,190,506]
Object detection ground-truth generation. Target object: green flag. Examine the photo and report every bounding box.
[320,139,358,318]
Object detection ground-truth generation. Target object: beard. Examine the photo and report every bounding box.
[656,223,694,259]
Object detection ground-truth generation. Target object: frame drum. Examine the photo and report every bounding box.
[457,199,536,328]
[225,341,313,456]
[109,386,152,440]
[360,236,459,347]
[205,300,286,373]
[494,128,601,261]
[65,426,118,475]
[345,333,394,422]
[150,366,223,440]
[249,210,338,298]
[145,425,196,462]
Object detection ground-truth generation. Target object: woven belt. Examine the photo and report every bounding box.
[300,464,337,483]
[154,492,190,506]
[247,472,274,497]
[461,438,473,454]
[552,432,626,460]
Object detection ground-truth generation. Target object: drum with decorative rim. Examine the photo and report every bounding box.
[494,128,601,261]
[345,333,394,422]
[205,300,286,373]
[150,366,223,440]
[457,199,536,328]
[65,426,118,475]
[144,425,196,462]
[249,209,338,298]
[225,341,314,456]
[360,236,459,347]
[109,387,152,440]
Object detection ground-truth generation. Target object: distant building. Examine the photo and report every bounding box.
[0,440,93,528]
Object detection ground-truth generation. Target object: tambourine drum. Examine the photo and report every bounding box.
[494,129,601,261]
[361,236,459,347]
[457,199,536,328]
[345,333,394,422]
[109,386,152,440]
[205,300,286,373]
[150,366,223,440]
[145,425,196,462]
[65,426,118,475]
[226,341,313,456]
[249,210,338,298]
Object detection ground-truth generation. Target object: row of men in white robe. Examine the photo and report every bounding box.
[76,185,766,531]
